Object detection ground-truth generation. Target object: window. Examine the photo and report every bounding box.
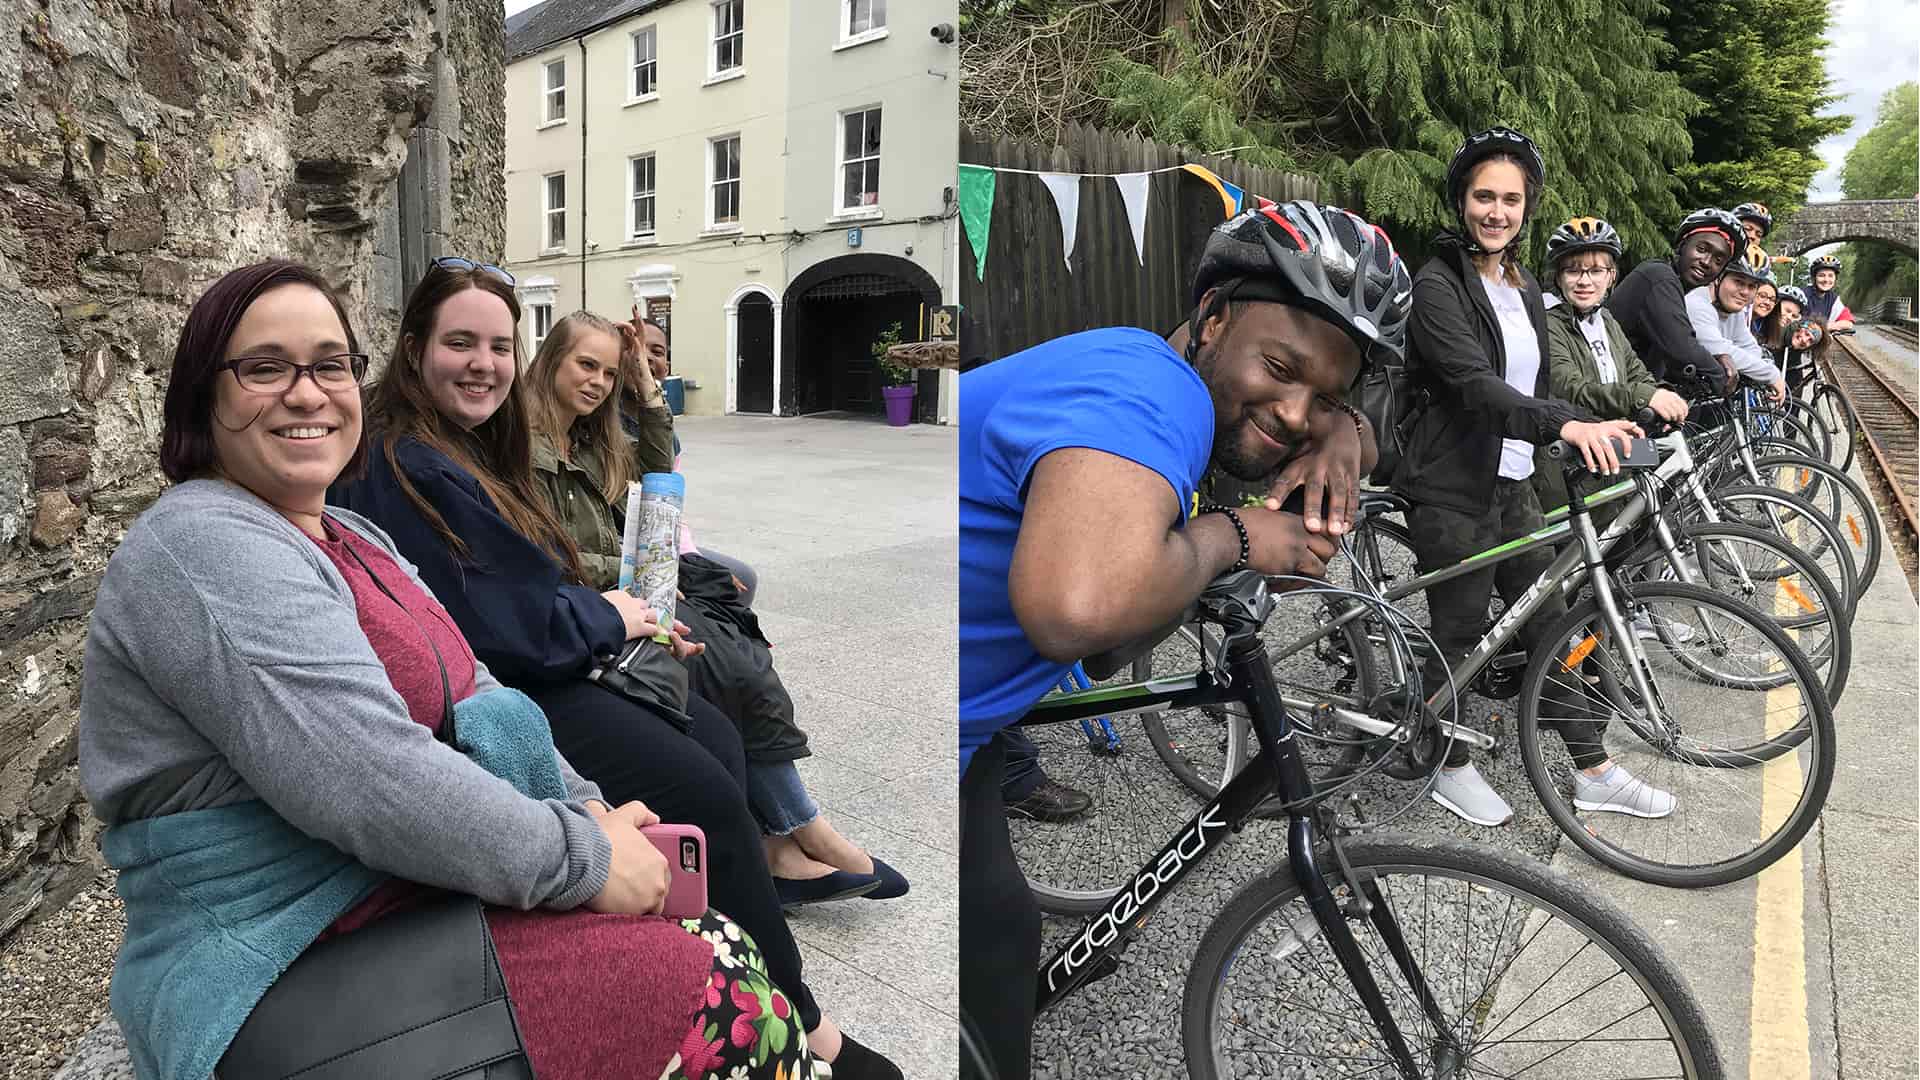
[838,107,881,212]
[541,58,566,123]
[529,303,554,353]
[629,153,656,240]
[709,135,740,228]
[711,0,743,75]
[543,173,566,250]
[845,0,885,37]
[630,27,657,99]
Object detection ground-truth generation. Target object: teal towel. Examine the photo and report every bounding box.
[103,686,569,1080]
[451,686,568,802]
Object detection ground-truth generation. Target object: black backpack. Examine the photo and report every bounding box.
[1352,349,1427,486]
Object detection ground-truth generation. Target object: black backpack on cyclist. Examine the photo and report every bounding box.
[1353,349,1428,486]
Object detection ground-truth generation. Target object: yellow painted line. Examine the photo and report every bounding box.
[1748,586,1811,1078]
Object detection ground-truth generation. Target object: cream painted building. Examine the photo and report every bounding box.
[504,0,959,420]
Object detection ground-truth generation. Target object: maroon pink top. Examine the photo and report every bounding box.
[307,518,708,1077]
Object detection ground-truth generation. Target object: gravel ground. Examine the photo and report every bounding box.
[0,871,122,1080]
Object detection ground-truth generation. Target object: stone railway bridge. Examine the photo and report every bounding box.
[1775,198,1918,257]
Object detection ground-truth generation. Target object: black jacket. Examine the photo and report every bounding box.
[1606,258,1719,386]
[679,555,810,763]
[1391,235,1591,516]
[330,437,627,686]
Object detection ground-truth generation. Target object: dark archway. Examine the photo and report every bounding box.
[782,254,943,418]
[735,292,774,414]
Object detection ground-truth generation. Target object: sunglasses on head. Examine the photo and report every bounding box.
[430,256,515,286]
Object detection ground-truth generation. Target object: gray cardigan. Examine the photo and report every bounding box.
[79,479,613,911]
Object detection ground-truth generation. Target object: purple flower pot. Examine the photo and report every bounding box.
[881,384,916,426]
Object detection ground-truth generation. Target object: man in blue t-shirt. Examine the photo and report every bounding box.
[958,202,1415,1080]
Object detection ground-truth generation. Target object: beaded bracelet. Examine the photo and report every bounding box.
[1201,504,1250,573]
[1319,394,1367,441]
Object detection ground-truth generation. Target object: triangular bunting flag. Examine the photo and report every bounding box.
[1114,172,1151,265]
[1220,179,1246,215]
[1179,163,1238,219]
[958,164,997,280]
[1038,173,1082,271]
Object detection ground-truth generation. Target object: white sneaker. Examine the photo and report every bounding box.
[1573,764,1676,818]
[1430,762,1514,826]
[1632,610,1695,643]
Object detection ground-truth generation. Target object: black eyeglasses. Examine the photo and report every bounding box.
[220,353,370,394]
[431,256,516,286]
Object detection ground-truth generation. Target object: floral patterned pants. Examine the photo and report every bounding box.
[659,911,818,1080]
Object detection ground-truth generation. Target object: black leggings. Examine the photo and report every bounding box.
[1410,481,1608,770]
[523,680,821,1032]
[959,734,1041,1080]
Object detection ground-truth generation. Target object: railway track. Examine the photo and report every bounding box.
[1826,333,1917,588]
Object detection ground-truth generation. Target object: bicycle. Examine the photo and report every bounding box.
[1006,570,1726,1078]
[1014,436,1837,899]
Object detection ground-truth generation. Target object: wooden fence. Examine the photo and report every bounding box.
[960,123,1317,367]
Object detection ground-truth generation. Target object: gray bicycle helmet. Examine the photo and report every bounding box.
[1777,285,1809,307]
[1189,200,1414,369]
[1732,201,1774,237]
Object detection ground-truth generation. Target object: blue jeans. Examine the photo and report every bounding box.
[746,758,820,835]
[999,727,1045,803]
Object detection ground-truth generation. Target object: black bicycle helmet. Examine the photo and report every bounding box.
[1189,200,1414,368]
[1809,254,1841,275]
[1672,207,1742,254]
[1732,201,1774,237]
[1777,285,1809,307]
[1546,216,1623,266]
[1445,127,1545,213]
[1722,242,1775,286]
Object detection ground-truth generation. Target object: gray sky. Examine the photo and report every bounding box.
[1808,0,1919,202]
[506,0,539,16]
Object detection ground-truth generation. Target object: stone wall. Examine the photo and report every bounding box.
[0,0,504,942]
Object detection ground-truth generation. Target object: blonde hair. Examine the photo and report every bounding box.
[525,310,634,505]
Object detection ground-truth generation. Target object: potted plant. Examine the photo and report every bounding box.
[872,321,917,427]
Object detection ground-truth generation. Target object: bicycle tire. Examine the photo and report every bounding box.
[1517,581,1835,888]
[1140,623,1242,798]
[1627,520,1851,707]
[1809,384,1859,473]
[1699,484,1860,610]
[1183,835,1725,1079]
[1746,454,1881,597]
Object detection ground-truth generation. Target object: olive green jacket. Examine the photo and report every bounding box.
[1533,297,1658,513]
[532,436,629,591]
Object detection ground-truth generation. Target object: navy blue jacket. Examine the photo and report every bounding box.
[330,437,626,686]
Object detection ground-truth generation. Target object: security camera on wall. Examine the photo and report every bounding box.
[930,22,955,43]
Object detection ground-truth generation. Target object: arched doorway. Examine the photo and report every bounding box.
[735,292,775,414]
[782,254,943,418]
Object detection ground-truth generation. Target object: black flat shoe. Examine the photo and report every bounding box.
[822,1032,903,1080]
[1004,778,1092,823]
[863,857,910,900]
[775,870,881,909]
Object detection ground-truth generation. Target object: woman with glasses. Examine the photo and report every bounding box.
[330,259,902,1079]
[78,260,815,1080]
[522,309,908,904]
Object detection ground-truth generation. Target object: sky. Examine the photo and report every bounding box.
[1807,0,1918,202]
[506,0,539,16]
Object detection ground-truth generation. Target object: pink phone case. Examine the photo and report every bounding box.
[640,823,708,920]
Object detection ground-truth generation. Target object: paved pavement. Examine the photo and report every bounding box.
[1025,473,1918,1077]
[677,414,958,1077]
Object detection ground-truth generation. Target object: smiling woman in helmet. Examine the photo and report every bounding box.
[1390,128,1647,828]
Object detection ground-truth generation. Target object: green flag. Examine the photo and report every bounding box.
[958,164,996,281]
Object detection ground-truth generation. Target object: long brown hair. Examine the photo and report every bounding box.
[362,265,588,582]
[525,310,634,505]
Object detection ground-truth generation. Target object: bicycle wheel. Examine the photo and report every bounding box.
[1809,384,1859,473]
[1140,623,1243,798]
[1518,581,1835,888]
[1747,453,1881,596]
[1659,521,1850,705]
[1701,485,1860,613]
[1183,836,1725,1079]
[1335,513,1428,677]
